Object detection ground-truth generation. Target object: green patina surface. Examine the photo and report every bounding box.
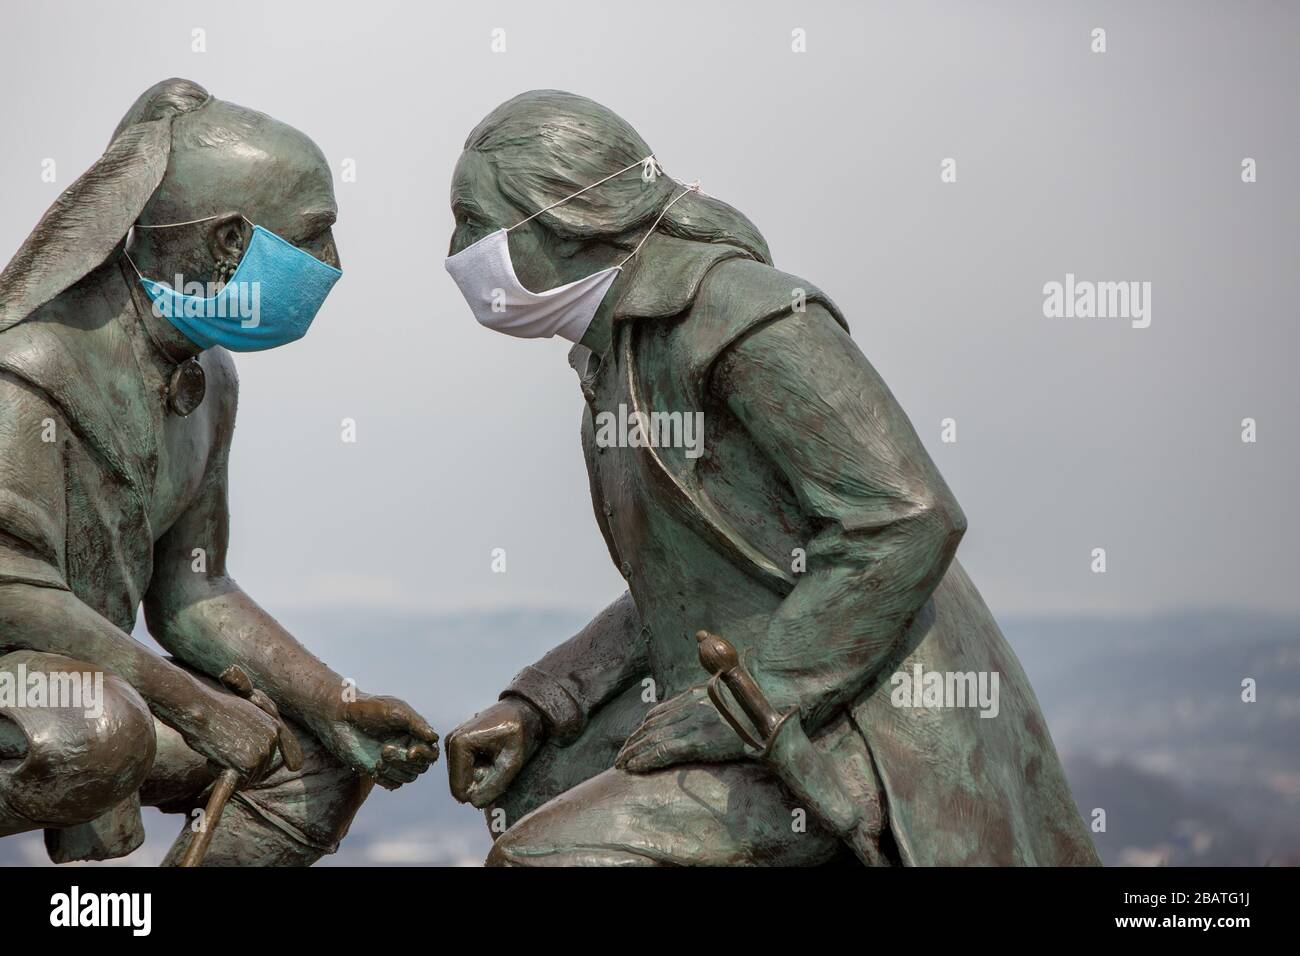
[447,91,1100,866]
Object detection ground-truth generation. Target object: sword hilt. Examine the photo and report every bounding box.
[176,663,302,868]
[696,630,783,746]
[697,633,888,866]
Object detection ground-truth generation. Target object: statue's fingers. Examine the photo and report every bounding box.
[346,697,439,745]
[342,697,407,734]
[218,664,255,699]
[618,717,676,764]
[381,743,436,775]
[448,734,515,805]
[614,728,650,766]
[401,711,439,746]
[614,728,665,769]
[382,763,419,783]
[376,765,419,791]
[467,761,512,807]
[618,709,692,762]
[623,740,677,774]
[644,693,695,722]
[445,735,478,800]
[639,701,698,733]
[275,722,305,773]
[405,742,439,767]
[630,705,696,745]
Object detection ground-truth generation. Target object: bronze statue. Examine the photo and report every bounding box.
[445,90,1099,866]
[0,79,437,865]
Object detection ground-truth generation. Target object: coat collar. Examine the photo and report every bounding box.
[569,234,752,378]
[612,233,752,320]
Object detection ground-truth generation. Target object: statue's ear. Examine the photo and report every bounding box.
[0,118,172,331]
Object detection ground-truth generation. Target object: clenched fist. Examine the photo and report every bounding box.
[446,697,545,808]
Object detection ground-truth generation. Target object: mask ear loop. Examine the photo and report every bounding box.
[133,212,255,229]
[124,213,255,278]
[617,181,701,268]
[500,154,698,268]
[506,156,655,233]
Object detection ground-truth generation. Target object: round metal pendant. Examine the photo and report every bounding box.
[167,359,206,416]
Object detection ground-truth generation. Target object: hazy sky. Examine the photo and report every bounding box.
[1,0,1296,619]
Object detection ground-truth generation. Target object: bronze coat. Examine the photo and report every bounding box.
[507,234,1099,865]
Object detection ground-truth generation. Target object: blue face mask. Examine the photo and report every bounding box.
[129,217,341,352]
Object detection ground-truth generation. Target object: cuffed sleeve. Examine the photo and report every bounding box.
[500,591,648,744]
[501,665,585,741]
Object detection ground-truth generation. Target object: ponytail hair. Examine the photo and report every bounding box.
[0,78,210,330]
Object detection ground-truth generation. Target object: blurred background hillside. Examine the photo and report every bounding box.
[2,606,1295,867]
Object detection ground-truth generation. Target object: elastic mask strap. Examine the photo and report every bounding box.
[125,213,256,279]
[617,181,700,267]
[507,156,656,232]
[122,250,145,280]
[133,212,255,230]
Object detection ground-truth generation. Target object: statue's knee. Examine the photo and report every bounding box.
[485,827,526,867]
[307,767,373,847]
[233,738,373,856]
[485,812,548,867]
[0,651,155,831]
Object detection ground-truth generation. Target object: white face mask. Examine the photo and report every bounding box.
[445,155,696,344]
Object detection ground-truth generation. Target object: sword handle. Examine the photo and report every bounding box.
[176,664,292,867]
[178,768,239,867]
[696,631,782,742]
[698,633,887,866]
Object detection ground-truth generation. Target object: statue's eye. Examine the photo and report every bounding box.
[453,197,490,229]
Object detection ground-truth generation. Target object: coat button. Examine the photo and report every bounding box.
[621,561,633,579]
[583,386,597,402]
[603,502,613,517]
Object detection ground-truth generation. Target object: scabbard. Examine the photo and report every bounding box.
[697,630,888,866]
[762,710,888,867]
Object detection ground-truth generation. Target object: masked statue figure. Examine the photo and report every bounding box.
[444,90,1099,866]
[0,79,438,865]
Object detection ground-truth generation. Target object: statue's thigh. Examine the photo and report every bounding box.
[494,680,653,827]
[489,760,843,866]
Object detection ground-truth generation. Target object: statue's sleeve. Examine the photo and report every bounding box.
[712,305,966,732]
[0,372,69,591]
[500,590,647,744]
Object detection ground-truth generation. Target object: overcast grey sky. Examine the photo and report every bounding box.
[1,0,1296,619]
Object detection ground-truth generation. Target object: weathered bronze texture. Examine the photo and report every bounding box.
[446,91,1099,867]
[0,79,438,866]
